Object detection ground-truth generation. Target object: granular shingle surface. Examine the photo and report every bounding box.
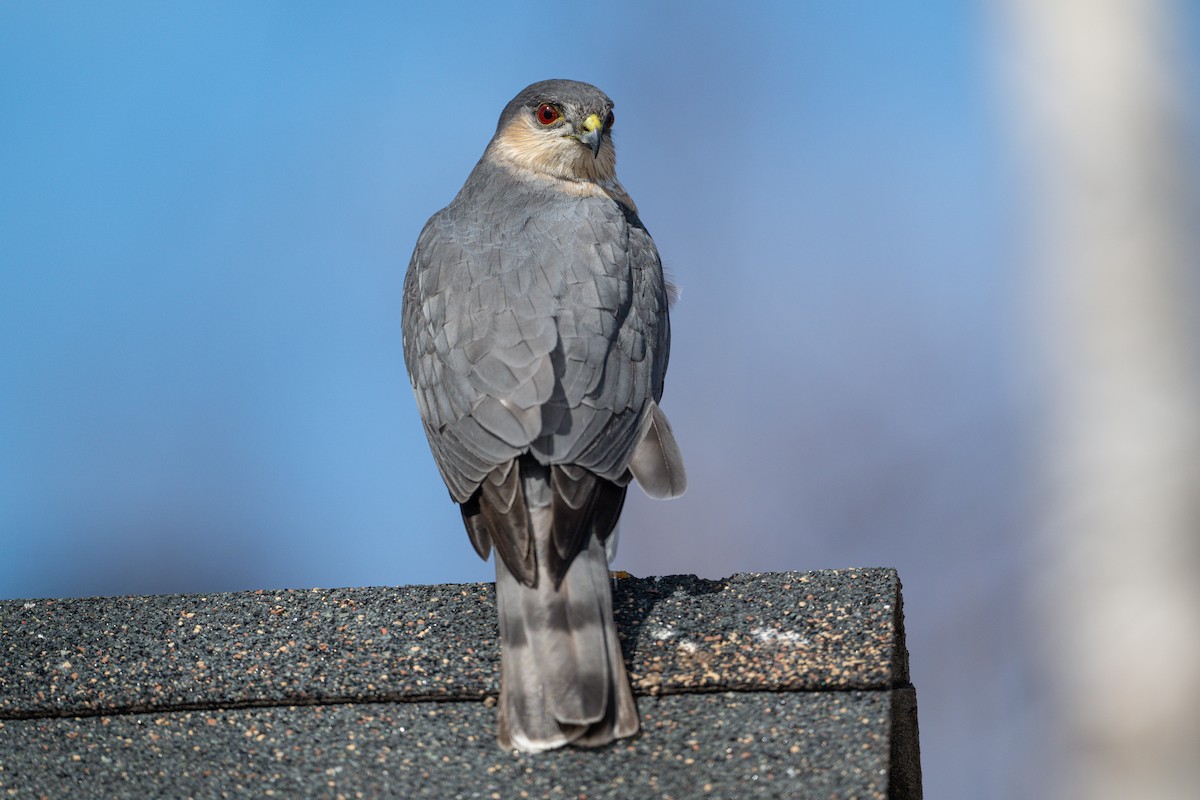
[0,569,921,798]
[1,692,890,799]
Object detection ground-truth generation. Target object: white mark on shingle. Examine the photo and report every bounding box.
[750,627,809,646]
[648,625,675,641]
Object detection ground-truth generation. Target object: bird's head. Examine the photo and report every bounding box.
[488,79,617,183]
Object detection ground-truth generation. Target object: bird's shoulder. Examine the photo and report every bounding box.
[453,159,641,229]
[414,150,663,291]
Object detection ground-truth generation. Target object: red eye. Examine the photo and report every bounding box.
[605,110,615,129]
[536,104,560,125]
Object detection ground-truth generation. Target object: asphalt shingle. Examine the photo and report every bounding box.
[0,569,922,798]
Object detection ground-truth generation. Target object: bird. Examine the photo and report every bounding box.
[401,79,686,752]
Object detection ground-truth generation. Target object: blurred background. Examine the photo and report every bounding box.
[2,2,1198,798]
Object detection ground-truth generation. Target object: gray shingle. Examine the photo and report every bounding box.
[0,569,922,798]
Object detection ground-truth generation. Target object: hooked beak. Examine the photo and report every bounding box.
[578,113,605,158]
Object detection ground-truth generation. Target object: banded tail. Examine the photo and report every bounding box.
[462,456,638,751]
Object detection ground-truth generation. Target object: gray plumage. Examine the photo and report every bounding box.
[402,79,685,751]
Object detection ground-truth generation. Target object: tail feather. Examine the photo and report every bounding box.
[566,532,638,743]
[484,457,638,751]
[496,531,637,750]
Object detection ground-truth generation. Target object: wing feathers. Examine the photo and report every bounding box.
[476,459,535,586]
[628,401,687,499]
[548,465,626,587]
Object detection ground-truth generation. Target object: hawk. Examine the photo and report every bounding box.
[402,79,686,751]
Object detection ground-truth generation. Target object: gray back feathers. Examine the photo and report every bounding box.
[403,157,670,503]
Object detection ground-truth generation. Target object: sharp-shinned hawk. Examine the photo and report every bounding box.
[402,79,686,751]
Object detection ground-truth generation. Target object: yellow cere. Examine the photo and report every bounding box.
[582,113,603,132]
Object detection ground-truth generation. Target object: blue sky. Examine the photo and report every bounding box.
[3,3,1196,797]
[1,1,1012,594]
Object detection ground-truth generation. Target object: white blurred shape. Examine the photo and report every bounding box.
[997,1,1200,797]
